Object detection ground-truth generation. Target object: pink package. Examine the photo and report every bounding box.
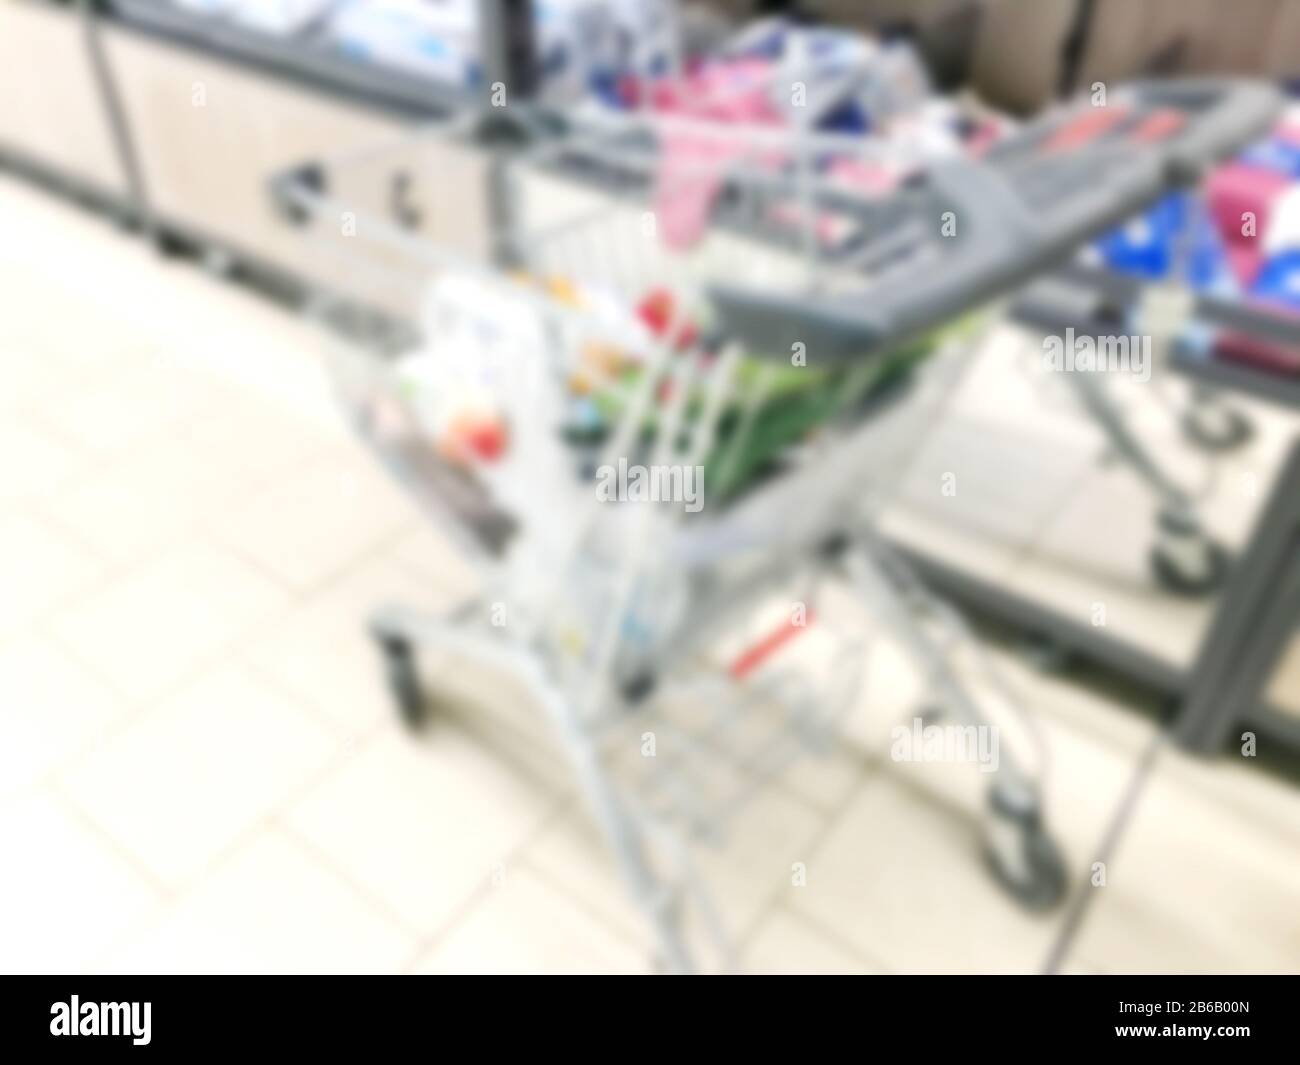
[650,58,776,121]
[827,157,904,196]
[656,134,754,249]
[1206,162,1291,286]
[651,59,783,250]
[1277,122,1300,147]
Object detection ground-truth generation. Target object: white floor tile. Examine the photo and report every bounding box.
[216,452,415,589]
[0,511,104,638]
[525,781,827,955]
[180,397,338,486]
[742,908,881,974]
[58,665,339,888]
[0,417,90,508]
[945,323,1110,451]
[413,868,647,974]
[45,435,258,565]
[49,541,289,701]
[102,830,413,974]
[875,506,1025,588]
[285,727,560,935]
[0,310,141,416]
[0,792,160,974]
[893,415,1094,546]
[786,774,1070,973]
[388,525,481,600]
[1070,748,1300,974]
[39,358,231,458]
[258,637,396,738]
[0,635,128,800]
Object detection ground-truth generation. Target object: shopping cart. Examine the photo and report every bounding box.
[992,85,1286,596]
[271,73,1278,972]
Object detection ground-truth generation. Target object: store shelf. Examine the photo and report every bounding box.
[105,0,481,118]
[0,0,132,197]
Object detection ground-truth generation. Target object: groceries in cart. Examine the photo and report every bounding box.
[389,258,937,514]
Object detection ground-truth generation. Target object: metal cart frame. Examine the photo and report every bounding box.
[271,69,1282,970]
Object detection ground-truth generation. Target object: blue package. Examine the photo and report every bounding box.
[1238,137,1300,179]
[1094,194,1184,278]
[1250,249,1300,311]
[819,99,870,134]
[1095,193,1235,293]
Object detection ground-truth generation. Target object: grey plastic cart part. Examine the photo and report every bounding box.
[710,79,1282,362]
[1138,79,1283,181]
[709,153,1152,359]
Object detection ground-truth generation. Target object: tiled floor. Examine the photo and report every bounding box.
[1,174,1298,975]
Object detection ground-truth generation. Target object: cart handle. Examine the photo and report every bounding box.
[709,78,1282,365]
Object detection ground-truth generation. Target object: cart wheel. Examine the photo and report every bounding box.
[376,636,428,731]
[983,783,1067,911]
[1181,401,1252,453]
[1149,511,1228,597]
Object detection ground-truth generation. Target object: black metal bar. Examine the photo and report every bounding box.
[1058,0,1097,98]
[1175,443,1300,752]
[79,0,151,233]
[895,547,1187,697]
